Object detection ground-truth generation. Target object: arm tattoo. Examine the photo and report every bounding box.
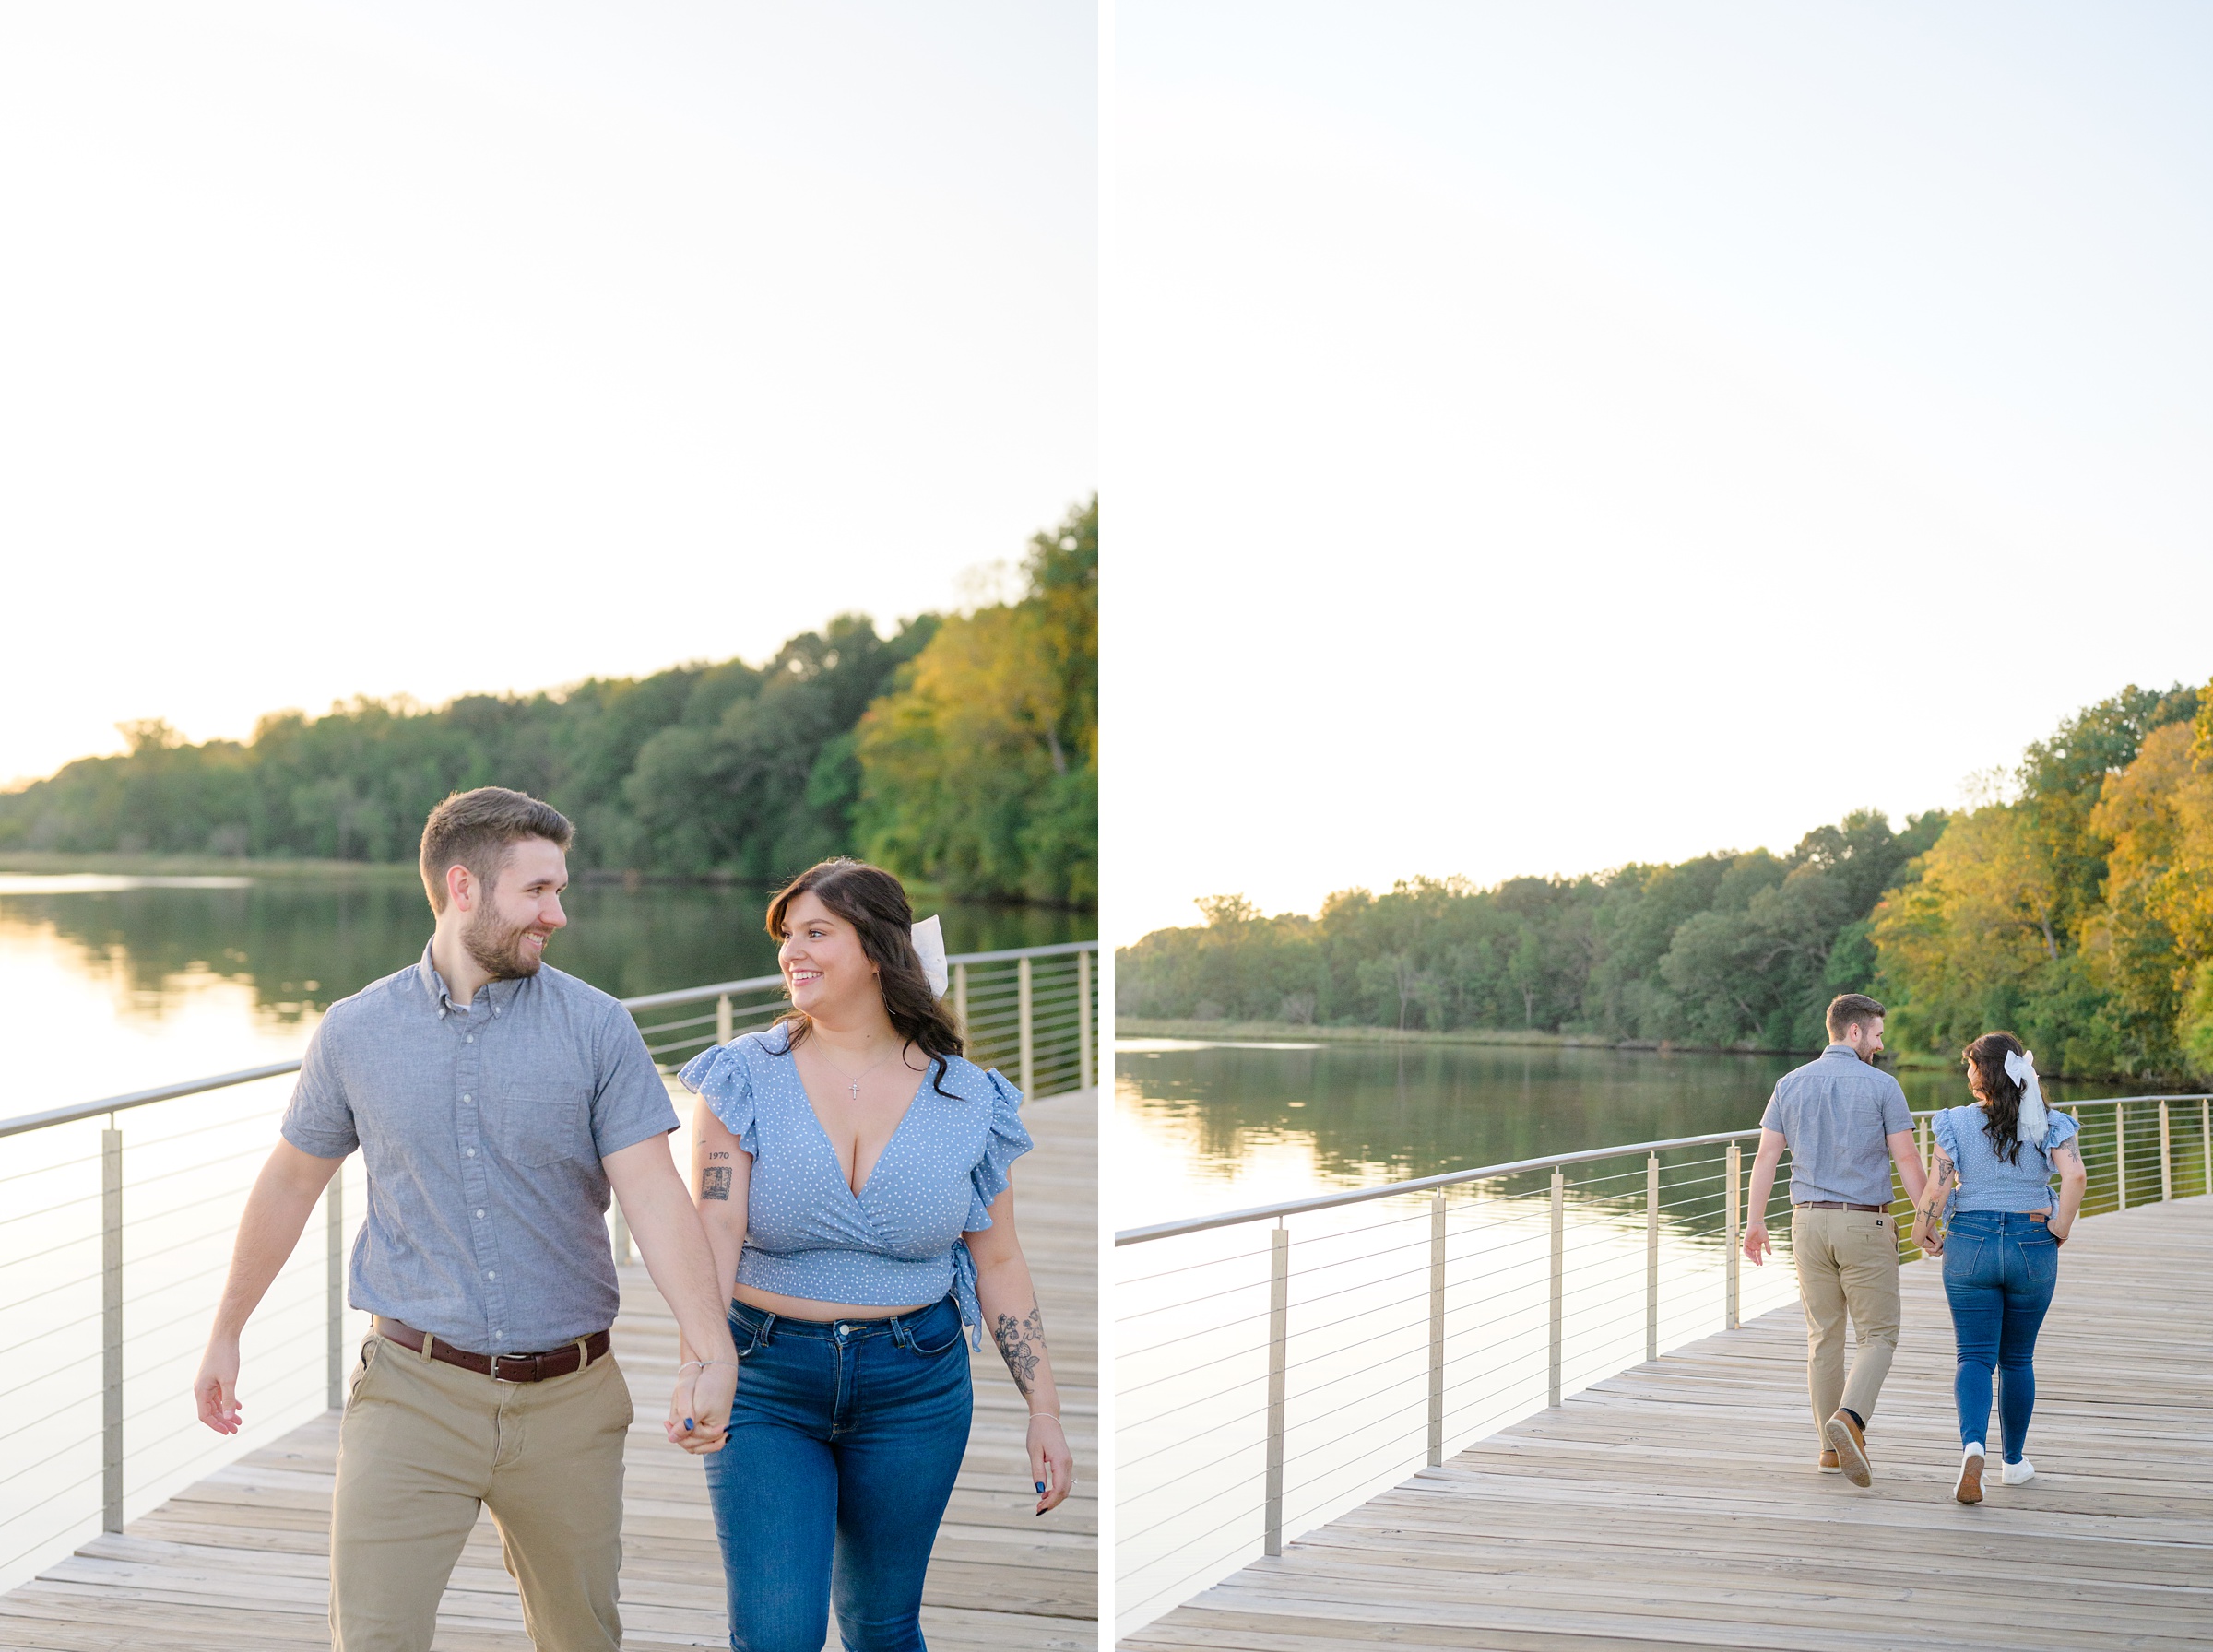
[701,1165,732,1201]
[1915,1155,1955,1224]
[708,1150,731,1160]
[992,1304,1046,1398]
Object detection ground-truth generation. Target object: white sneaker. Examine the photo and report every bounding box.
[1955,1444,1985,1504]
[2000,1457,2035,1486]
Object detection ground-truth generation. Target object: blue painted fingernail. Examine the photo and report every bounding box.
[684,1418,694,1430]
[1035,1481,1046,1493]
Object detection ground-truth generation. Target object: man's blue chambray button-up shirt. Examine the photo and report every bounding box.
[279,942,677,1353]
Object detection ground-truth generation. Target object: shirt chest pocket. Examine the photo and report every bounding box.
[489,1079,593,1168]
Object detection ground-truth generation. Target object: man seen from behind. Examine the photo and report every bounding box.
[1743,992,1927,1487]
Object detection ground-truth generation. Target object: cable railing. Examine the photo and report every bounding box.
[1111,1092,2213,1636]
[0,938,1096,1599]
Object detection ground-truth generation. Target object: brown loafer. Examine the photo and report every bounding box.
[1817,1449,1840,1473]
[1824,1410,1872,1487]
[1955,1446,1984,1504]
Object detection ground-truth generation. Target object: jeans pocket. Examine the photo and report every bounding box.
[728,1312,770,1361]
[905,1304,967,1358]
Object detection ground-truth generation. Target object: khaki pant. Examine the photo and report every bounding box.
[1789,1206,1902,1451]
[330,1328,633,1651]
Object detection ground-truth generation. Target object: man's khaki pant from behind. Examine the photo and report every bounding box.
[1789,1206,1901,1450]
[330,1328,632,1652]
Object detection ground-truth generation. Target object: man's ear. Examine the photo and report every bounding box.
[446,864,475,914]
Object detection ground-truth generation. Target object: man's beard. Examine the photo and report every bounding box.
[464,905,545,981]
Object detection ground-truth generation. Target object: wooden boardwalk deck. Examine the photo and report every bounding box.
[0,1090,1095,1651]
[1126,1194,2213,1652]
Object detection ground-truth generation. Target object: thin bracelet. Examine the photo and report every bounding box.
[1026,1411,1061,1423]
[679,1359,738,1373]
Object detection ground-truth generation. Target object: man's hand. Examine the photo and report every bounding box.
[1742,1221,1770,1267]
[664,1360,736,1455]
[195,1338,243,1434]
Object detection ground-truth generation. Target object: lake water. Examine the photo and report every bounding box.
[1109,1036,2168,1635]
[0,870,1090,1595]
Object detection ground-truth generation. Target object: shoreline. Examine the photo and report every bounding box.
[0,852,1095,911]
[1115,1017,1994,1076]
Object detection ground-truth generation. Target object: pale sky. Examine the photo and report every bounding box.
[0,2,1095,785]
[1104,1,2213,944]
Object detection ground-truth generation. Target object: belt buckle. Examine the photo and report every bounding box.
[490,1353,531,1383]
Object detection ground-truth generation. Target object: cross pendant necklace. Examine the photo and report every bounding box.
[823,1043,900,1102]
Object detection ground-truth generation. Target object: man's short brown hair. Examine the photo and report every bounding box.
[1826,992,1886,1043]
[419,787,574,914]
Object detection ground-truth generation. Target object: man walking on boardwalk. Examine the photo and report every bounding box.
[192,787,740,1651]
[1743,993,1927,1487]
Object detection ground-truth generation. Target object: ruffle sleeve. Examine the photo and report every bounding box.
[1931,1109,1963,1219]
[676,1042,758,1155]
[962,1068,1034,1233]
[2039,1109,2080,1155]
[951,1067,1035,1348]
[1931,1108,1961,1168]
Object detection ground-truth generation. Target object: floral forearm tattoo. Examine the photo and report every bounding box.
[993,1304,1046,1398]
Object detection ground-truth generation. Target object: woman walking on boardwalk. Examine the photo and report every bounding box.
[1911,1032,2087,1504]
[669,858,1075,1651]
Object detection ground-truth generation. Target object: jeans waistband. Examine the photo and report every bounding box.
[730,1294,957,1348]
[1946,1210,2051,1232]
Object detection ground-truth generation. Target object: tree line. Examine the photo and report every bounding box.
[1118,676,2213,1080]
[0,501,1096,907]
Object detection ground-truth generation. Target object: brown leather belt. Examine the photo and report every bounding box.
[1793,1201,1888,1213]
[374,1316,611,1382]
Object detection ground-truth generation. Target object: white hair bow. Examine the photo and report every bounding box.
[911,914,949,998]
[2005,1047,2050,1150]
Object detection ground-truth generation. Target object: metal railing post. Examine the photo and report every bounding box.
[1076,950,1095,1092]
[716,993,733,1047]
[2117,1103,2129,1211]
[1426,1191,1446,1467]
[102,1122,124,1534]
[2202,1098,2210,1198]
[1547,1169,1564,1407]
[953,961,968,1036]
[1017,955,1035,1095]
[2160,1101,2172,1203]
[1725,1141,1741,1331]
[1264,1223,1289,1556]
[326,1168,345,1409]
[1645,1153,1660,1363]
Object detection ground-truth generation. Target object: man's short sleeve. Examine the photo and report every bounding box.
[279,1018,359,1159]
[590,1006,680,1160]
[1759,1084,1788,1135]
[1879,1076,1913,1136]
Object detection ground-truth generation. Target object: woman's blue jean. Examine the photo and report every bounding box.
[1941,1211,2058,1465]
[702,1295,973,1652]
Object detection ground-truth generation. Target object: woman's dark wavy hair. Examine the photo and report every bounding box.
[1962,1031,2030,1165]
[767,858,964,1099]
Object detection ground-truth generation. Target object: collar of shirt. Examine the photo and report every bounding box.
[1821,1043,1861,1061]
[414,940,524,1021]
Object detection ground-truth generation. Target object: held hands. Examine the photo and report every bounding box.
[1741,1221,1770,1268]
[665,1359,738,1454]
[1028,1413,1074,1516]
[194,1338,243,1434]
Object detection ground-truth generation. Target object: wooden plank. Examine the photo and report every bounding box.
[1122,1193,2213,1650]
[0,1089,1098,1652]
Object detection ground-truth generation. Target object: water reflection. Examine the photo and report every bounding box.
[1114,1038,2146,1227]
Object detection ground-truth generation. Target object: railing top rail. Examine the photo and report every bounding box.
[0,938,1097,1139]
[1114,1092,2211,1245]
[620,972,784,1011]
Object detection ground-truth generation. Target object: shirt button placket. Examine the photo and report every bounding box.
[457,1009,503,1348]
